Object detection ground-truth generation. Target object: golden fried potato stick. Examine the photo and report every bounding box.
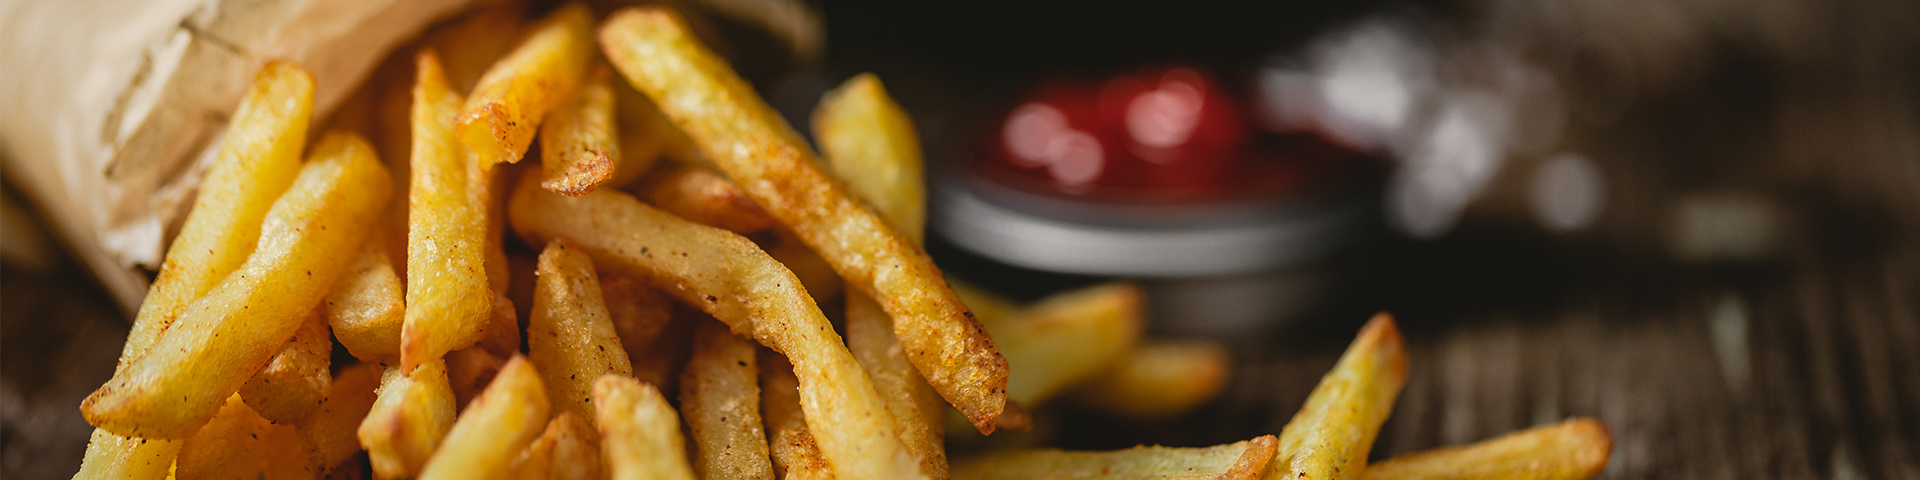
[758,351,835,480]
[815,72,947,479]
[528,238,634,418]
[680,319,775,480]
[1358,418,1611,480]
[447,347,508,409]
[83,131,391,439]
[419,355,553,480]
[952,435,1280,480]
[814,73,926,243]
[594,374,697,480]
[240,309,334,422]
[847,296,947,477]
[511,411,604,480]
[600,7,1008,432]
[460,2,596,168]
[992,283,1145,407]
[1071,340,1231,421]
[296,362,383,475]
[325,235,406,364]
[476,159,521,358]
[541,67,622,196]
[74,62,314,479]
[401,50,493,372]
[426,0,527,93]
[177,395,315,480]
[359,361,457,479]
[1267,313,1408,480]
[509,180,922,479]
[634,162,779,235]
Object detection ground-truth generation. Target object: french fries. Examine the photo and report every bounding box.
[593,374,698,480]
[816,72,949,479]
[609,80,671,187]
[427,1,527,93]
[1070,340,1231,421]
[83,131,391,439]
[325,236,407,363]
[601,272,673,359]
[814,73,926,243]
[296,362,384,475]
[512,411,605,480]
[680,319,775,480]
[1359,418,1612,480]
[401,50,493,372]
[759,351,836,480]
[987,282,1145,407]
[540,67,622,196]
[951,435,1279,480]
[528,238,633,417]
[508,179,922,479]
[634,162,779,235]
[176,395,315,479]
[460,2,596,167]
[359,361,457,479]
[1268,314,1408,480]
[74,61,314,479]
[239,309,334,423]
[600,7,1009,431]
[418,355,553,480]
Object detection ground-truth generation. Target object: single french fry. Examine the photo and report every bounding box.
[594,374,697,480]
[993,283,1145,407]
[297,362,384,475]
[847,295,947,478]
[1070,340,1231,421]
[1267,313,1409,480]
[426,0,527,93]
[634,162,778,235]
[401,50,492,372]
[510,180,921,479]
[601,7,1008,432]
[814,73,926,244]
[680,319,774,480]
[447,347,508,409]
[951,435,1279,480]
[359,361,457,479]
[419,355,553,480]
[83,131,391,439]
[528,238,634,417]
[541,67,622,196]
[477,159,521,358]
[240,308,334,422]
[1359,418,1612,480]
[177,395,315,480]
[816,72,947,478]
[511,411,604,480]
[74,62,314,478]
[325,235,406,364]
[757,350,834,480]
[459,2,596,167]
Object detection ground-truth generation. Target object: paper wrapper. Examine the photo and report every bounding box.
[0,0,481,313]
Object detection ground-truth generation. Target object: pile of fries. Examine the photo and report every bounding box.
[71,3,1614,479]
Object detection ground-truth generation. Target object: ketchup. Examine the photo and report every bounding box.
[981,66,1353,203]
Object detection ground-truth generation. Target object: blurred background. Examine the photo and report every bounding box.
[6,0,1919,477]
